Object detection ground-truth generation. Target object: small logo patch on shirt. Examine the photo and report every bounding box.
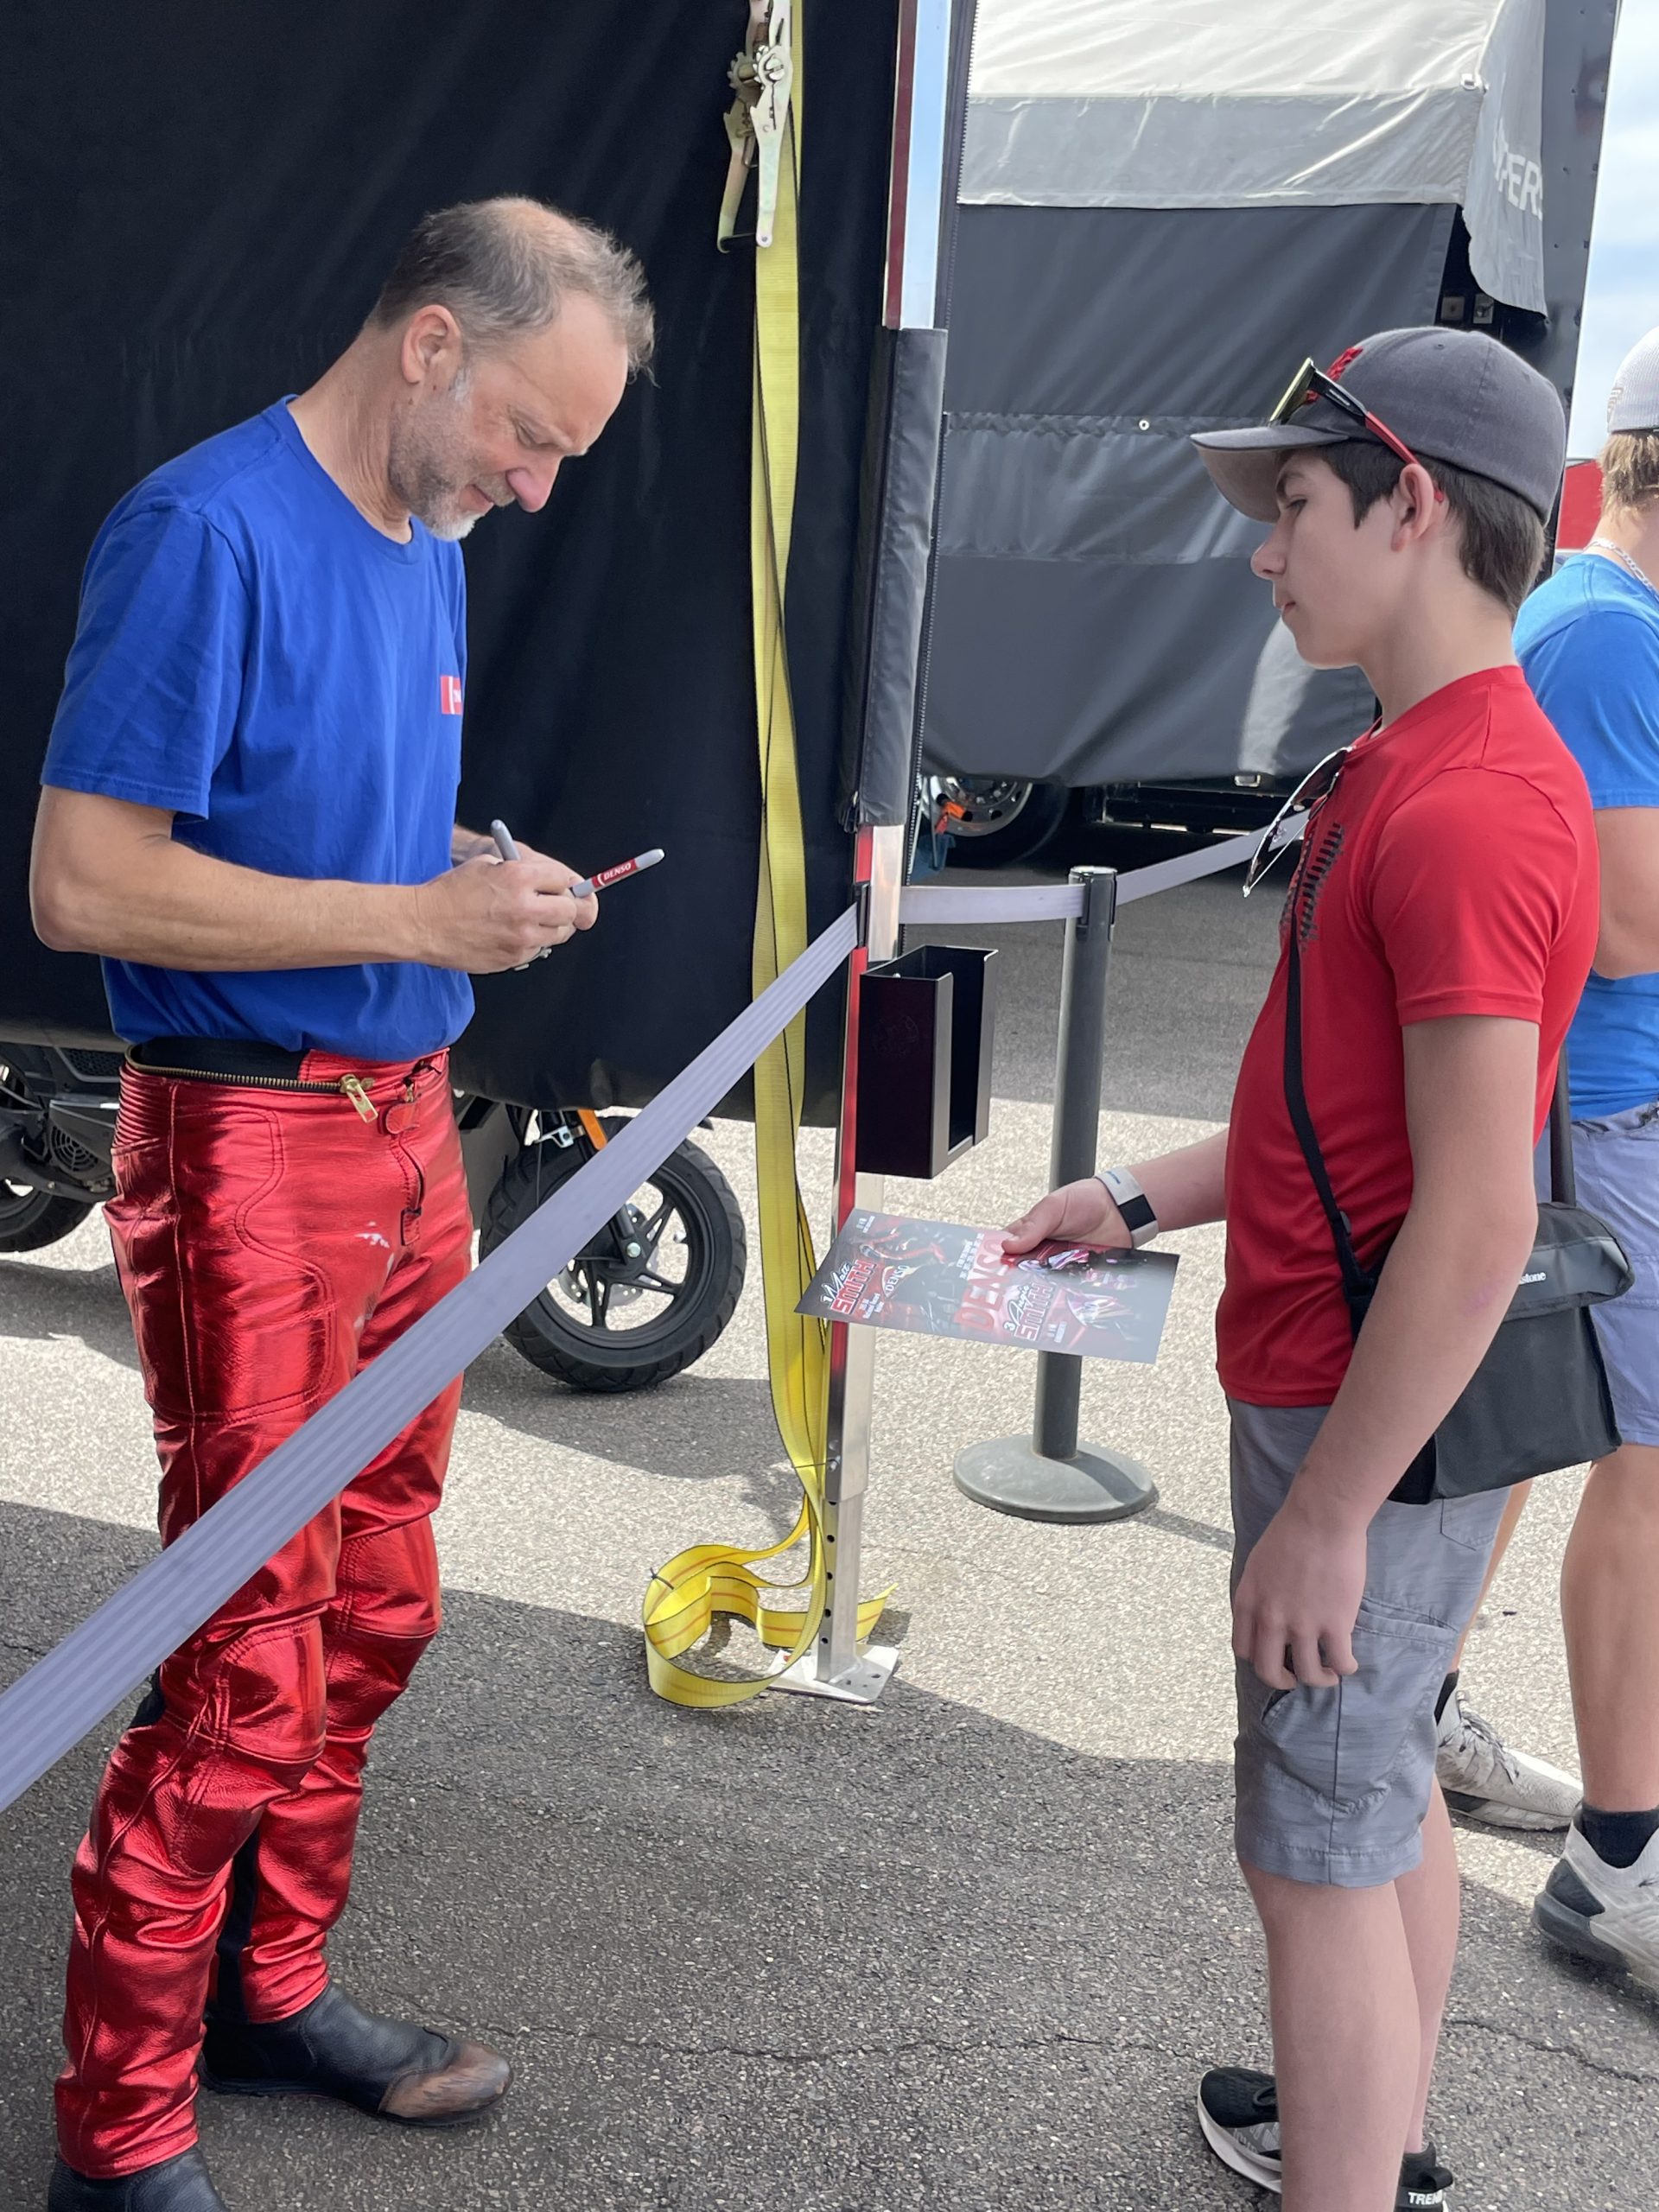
[439,674,464,715]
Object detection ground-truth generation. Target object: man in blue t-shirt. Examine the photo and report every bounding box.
[1458,327,1659,1999]
[29,197,653,2212]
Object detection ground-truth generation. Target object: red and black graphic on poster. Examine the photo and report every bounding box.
[797,1212,1179,1364]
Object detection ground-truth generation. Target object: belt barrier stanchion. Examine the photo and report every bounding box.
[954,864,1160,1523]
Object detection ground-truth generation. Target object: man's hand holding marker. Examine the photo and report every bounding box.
[484,819,662,969]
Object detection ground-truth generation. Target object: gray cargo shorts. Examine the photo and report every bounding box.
[1571,1101,1659,1449]
[1230,1401,1506,1888]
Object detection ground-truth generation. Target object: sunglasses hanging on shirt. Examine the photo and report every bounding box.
[1243,742,1359,896]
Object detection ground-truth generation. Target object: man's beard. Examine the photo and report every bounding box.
[386,387,506,541]
[424,506,480,544]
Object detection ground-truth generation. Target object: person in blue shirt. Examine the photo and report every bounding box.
[1438,327,1659,1993]
[29,197,653,2212]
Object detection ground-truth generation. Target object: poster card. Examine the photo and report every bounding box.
[797,1211,1179,1363]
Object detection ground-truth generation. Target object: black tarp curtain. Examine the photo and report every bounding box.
[0,2,902,1120]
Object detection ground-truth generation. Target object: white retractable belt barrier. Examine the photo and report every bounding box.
[897,825,1267,927]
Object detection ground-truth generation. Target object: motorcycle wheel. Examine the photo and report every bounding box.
[0,1179,96,1254]
[480,1117,747,1393]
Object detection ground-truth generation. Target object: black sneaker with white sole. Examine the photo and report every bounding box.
[1198,2067,1455,2207]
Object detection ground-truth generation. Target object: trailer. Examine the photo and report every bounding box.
[921,0,1619,867]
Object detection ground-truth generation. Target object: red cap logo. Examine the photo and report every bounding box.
[1325,344,1364,383]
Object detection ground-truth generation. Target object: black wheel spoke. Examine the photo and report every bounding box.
[633,1269,683,1298]
[589,1274,613,1328]
[637,1197,673,1249]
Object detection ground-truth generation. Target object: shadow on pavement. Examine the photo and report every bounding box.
[0,1257,137,1371]
[461,1344,787,1491]
[3,1499,1656,2212]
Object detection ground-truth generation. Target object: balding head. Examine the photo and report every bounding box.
[309,196,654,541]
[371,196,654,373]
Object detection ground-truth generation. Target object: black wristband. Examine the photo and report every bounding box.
[1096,1167,1158,1247]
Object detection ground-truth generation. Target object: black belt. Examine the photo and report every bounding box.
[129,1035,308,1080]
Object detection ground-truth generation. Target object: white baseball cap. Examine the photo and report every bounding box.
[1607,327,1659,434]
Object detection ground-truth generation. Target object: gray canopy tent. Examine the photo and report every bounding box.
[919,0,1617,846]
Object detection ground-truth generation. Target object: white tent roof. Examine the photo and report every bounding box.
[962,0,1546,309]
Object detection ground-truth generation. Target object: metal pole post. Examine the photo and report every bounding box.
[954,867,1158,1523]
[778,0,964,1700]
[778,821,906,1703]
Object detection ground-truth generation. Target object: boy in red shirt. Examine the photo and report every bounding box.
[1006,328,1598,2212]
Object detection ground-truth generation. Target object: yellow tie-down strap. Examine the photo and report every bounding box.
[644,4,888,1706]
[643,1502,888,1712]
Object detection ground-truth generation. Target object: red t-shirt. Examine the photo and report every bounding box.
[1218,665,1599,1406]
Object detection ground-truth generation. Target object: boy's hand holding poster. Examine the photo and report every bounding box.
[798,1211,1179,1363]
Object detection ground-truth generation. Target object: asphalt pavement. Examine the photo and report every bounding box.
[2,866,1655,2210]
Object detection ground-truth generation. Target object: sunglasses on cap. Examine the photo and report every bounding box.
[1270,357,1426,478]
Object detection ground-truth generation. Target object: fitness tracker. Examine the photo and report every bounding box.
[1096,1166,1159,1248]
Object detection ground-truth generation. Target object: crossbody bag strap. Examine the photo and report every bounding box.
[1281,910,1378,1327]
[1548,1052,1575,1206]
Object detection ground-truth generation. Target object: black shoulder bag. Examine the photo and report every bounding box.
[1283,917,1633,1503]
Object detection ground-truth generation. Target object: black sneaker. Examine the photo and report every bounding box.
[1198,2067,1455,2206]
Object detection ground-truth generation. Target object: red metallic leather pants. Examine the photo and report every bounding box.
[57,1052,473,2178]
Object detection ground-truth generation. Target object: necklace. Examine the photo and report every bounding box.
[1589,536,1659,600]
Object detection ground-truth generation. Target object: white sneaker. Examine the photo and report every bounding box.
[1535,1821,1659,1993]
[1435,1689,1580,1831]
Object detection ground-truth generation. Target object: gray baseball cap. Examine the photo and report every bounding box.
[1607,327,1659,434]
[1192,327,1567,524]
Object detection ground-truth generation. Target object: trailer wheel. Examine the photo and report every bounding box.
[933,775,1072,869]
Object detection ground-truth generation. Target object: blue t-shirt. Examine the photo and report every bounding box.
[41,400,474,1060]
[1516,555,1659,1118]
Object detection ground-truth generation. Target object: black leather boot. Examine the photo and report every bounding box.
[47,2147,229,2211]
[200,1981,510,2126]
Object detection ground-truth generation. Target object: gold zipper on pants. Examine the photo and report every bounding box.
[125,1060,381,1122]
